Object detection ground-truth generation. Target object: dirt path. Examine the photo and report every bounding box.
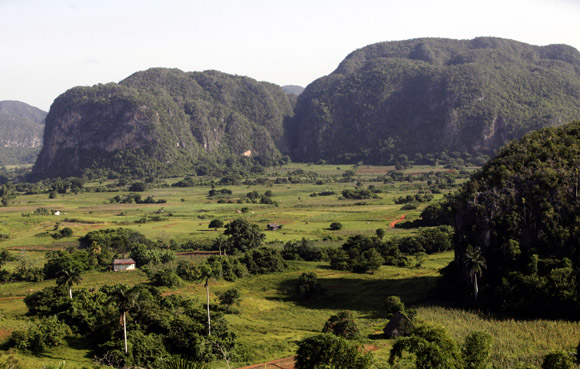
[390,214,406,228]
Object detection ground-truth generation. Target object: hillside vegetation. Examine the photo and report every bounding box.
[0,101,46,165]
[286,37,580,165]
[442,121,580,318]
[31,69,295,180]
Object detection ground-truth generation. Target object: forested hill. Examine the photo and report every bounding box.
[0,100,47,165]
[286,37,580,164]
[447,120,580,318]
[30,68,295,179]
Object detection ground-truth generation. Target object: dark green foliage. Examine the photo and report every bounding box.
[295,333,372,369]
[172,176,196,187]
[384,296,405,318]
[296,272,323,300]
[449,121,580,318]
[79,228,152,257]
[541,352,574,369]
[463,331,493,369]
[222,218,265,253]
[282,238,324,261]
[216,288,241,309]
[321,311,359,339]
[240,248,286,274]
[151,269,183,288]
[208,219,224,229]
[341,188,373,200]
[287,38,580,165]
[7,315,71,354]
[329,222,343,231]
[389,323,462,369]
[31,68,294,179]
[51,227,73,239]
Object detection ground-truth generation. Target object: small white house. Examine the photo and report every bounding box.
[112,258,136,272]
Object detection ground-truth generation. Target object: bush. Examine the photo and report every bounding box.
[463,331,493,369]
[329,222,343,231]
[208,219,224,229]
[8,315,71,354]
[384,296,405,318]
[296,272,323,300]
[541,351,574,369]
[151,269,183,288]
[282,239,324,261]
[217,288,241,310]
[295,334,372,369]
[321,311,359,340]
[241,248,286,275]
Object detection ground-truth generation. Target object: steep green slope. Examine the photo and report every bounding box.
[31,69,295,179]
[448,120,580,318]
[0,100,47,165]
[286,37,580,164]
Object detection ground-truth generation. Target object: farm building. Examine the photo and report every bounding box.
[266,223,280,231]
[112,258,136,272]
[383,311,414,338]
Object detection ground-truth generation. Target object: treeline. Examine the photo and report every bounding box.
[281,225,453,273]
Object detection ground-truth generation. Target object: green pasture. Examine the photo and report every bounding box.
[4,164,573,368]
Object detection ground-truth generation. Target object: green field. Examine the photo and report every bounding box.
[0,164,577,368]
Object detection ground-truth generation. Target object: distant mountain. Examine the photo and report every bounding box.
[30,68,295,179]
[282,85,304,96]
[286,37,580,164]
[0,100,47,165]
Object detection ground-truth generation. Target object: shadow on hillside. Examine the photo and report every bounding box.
[274,275,442,319]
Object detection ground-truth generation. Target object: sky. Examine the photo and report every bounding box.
[1,0,579,111]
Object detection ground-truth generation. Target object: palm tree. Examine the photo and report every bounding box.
[110,285,139,354]
[463,246,487,301]
[198,262,221,336]
[56,267,82,299]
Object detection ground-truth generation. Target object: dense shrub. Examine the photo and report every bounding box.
[296,272,323,300]
[329,222,343,230]
[322,311,359,339]
[8,315,71,354]
[282,239,324,261]
[241,248,286,274]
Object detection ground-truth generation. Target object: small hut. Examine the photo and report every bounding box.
[112,258,136,272]
[266,223,280,231]
[383,311,414,338]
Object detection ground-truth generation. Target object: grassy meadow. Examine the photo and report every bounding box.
[0,164,578,368]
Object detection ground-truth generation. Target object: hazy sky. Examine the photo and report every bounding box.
[1,0,579,111]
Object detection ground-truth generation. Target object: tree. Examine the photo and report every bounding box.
[463,246,486,301]
[223,219,265,253]
[322,311,359,339]
[375,228,385,240]
[541,351,574,369]
[109,285,139,355]
[198,262,222,336]
[389,323,462,369]
[208,219,224,231]
[295,333,372,369]
[56,267,82,299]
[462,331,493,369]
[296,272,323,300]
[330,222,343,230]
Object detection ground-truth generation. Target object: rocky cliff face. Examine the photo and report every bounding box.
[0,100,46,148]
[286,37,580,164]
[31,69,295,179]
